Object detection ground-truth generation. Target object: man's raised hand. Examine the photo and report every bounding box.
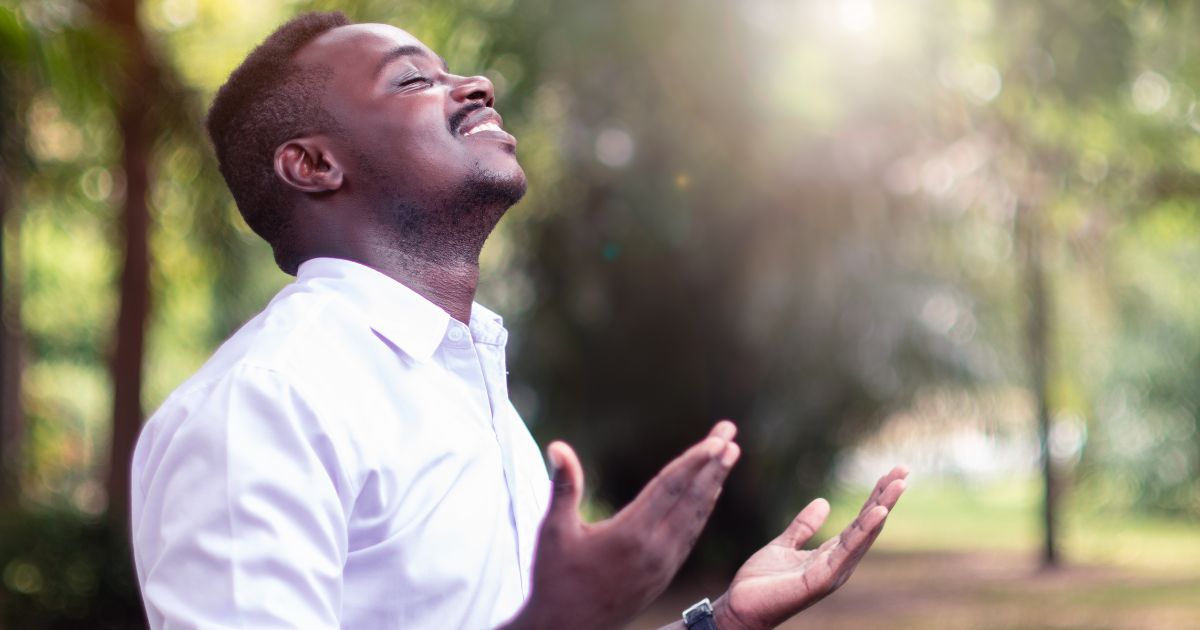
[504,421,741,630]
[710,466,909,630]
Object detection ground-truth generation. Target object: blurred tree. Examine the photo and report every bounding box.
[0,4,28,507]
[96,0,155,528]
[1005,0,1137,571]
[951,0,1200,550]
[0,3,147,625]
[507,0,983,568]
[1018,200,1057,566]
[506,0,1200,569]
[0,1,116,510]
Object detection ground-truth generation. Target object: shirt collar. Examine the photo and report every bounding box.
[295,257,506,361]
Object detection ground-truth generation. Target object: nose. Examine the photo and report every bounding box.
[450,74,495,108]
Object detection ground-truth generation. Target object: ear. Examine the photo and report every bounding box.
[273,137,344,193]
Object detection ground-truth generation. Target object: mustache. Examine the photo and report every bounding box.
[449,103,486,135]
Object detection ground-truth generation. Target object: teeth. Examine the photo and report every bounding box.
[464,121,502,136]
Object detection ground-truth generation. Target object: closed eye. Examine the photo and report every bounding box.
[394,75,432,90]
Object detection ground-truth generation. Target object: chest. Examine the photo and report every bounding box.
[326,347,549,622]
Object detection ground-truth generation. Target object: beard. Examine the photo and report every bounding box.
[374,162,527,266]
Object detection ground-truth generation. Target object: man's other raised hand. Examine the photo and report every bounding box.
[709,465,909,630]
[503,421,741,630]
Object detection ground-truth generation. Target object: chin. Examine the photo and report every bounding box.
[467,164,527,208]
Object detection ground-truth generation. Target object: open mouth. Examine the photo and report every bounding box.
[463,120,503,137]
[454,107,516,146]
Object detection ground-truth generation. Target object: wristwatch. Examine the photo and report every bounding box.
[682,597,718,630]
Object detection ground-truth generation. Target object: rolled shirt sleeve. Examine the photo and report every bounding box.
[131,365,356,629]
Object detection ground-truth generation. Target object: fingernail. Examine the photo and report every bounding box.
[546,446,562,476]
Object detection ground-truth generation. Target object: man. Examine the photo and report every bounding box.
[131,11,907,629]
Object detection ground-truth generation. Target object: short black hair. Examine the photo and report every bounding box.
[206,11,351,275]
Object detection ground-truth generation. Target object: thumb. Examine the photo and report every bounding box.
[781,498,831,550]
[545,441,585,525]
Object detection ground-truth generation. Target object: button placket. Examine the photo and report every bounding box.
[439,323,491,431]
[469,337,530,592]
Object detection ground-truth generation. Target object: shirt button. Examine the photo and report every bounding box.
[447,327,465,342]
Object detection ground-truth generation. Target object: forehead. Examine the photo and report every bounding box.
[295,23,436,71]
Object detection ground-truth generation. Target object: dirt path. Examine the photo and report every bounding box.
[632,551,1200,629]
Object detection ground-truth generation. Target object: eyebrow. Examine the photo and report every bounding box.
[373,45,450,77]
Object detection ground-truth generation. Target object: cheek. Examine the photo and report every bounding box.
[398,114,472,170]
[358,119,470,181]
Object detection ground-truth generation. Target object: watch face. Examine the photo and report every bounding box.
[683,598,715,626]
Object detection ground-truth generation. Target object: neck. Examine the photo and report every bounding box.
[365,247,480,324]
[294,233,484,323]
[293,181,517,322]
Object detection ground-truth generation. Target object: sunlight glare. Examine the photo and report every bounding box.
[837,0,876,34]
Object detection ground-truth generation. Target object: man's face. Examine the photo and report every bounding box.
[295,23,525,215]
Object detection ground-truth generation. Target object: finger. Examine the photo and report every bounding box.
[821,504,888,591]
[709,419,738,441]
[855,477,908,551]
[779,498,831,549]
[870,477,907,514]
[858,465,909,517]
[629,436,732,525]
[839,504,889,556]
[544,441,585,527]
[860,466,906,511]
[621,422,737,524]
[829,478,906,566]
[653,441,741,550]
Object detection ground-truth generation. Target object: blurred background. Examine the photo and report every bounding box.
[0,0,1198,627]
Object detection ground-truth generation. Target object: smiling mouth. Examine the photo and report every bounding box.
[453,105,516,146]
[463,121,503,136]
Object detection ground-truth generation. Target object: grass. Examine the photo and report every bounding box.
[821,475,1200,574]
[634,476,1200,629]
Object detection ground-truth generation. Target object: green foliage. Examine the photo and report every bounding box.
[1,0,294,510]
[500,0,1200,564]
[0,507,142,629]
[505,0,988,567]
[967,0,1200,516]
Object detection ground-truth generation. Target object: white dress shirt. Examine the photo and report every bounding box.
[131,257,551,629]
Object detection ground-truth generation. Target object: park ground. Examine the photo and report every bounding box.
[633,477,1200,629]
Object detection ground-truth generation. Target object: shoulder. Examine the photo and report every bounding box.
[214,284,363,373]
[138,283,382,476]
[135,358,364,511]
[173,280,389,398]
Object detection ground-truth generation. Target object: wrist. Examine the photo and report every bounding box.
[711,593,756,630]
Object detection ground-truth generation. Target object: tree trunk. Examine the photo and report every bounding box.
[100,0,154,528]
[0,295,21,509]
[0,68,24,507]
[0,157,14,505]
[1020,203,1059,569]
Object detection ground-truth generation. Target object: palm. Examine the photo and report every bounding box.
[717,467,908,630]
[730,539,832,608]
